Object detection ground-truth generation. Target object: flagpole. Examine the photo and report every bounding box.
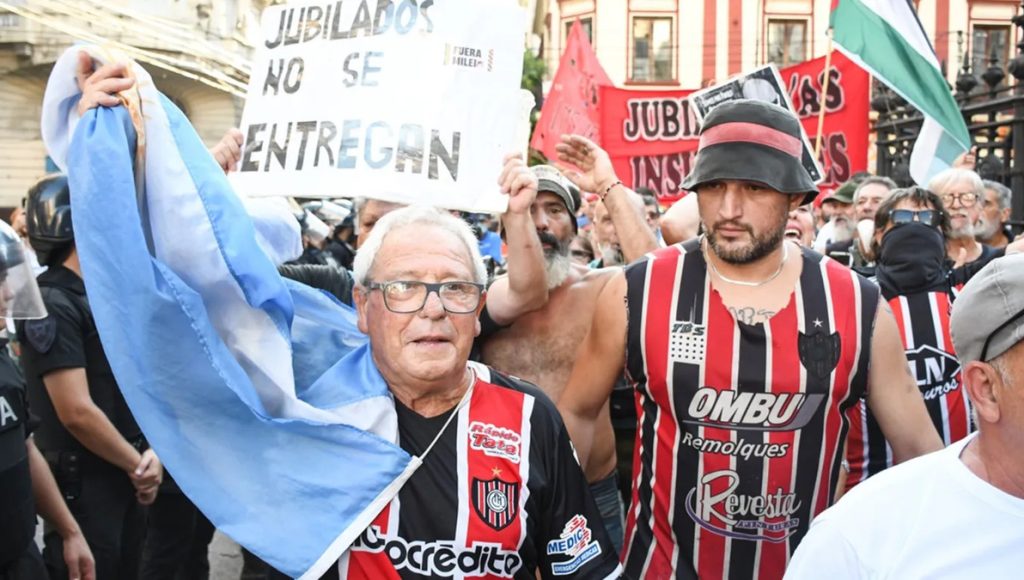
[815,28,834,159]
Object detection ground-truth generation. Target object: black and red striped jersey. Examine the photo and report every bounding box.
[339,364,622,579]
[621,239,879,580]
[846,291,973,489]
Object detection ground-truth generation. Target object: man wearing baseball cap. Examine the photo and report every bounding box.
[787,253,1024,578]
[557,99,942,576]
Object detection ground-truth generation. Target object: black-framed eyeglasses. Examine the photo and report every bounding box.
[979,307,1024,362]
[571,250,594,260]
[367,280,484,314]
[939,192,979,207]
[890,208,942,228]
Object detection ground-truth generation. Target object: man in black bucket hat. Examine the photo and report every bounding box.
[681,99,819,204]
[557,99,943,576]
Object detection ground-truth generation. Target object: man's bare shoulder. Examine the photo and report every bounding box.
[574,264,619,288]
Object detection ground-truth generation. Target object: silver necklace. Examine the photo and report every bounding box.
[704,237,789,287]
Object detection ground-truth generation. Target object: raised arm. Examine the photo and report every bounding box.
[660,193,701,245]
[866,301,944,462]
[556,135,658,262]
[556,272,629,465]
[487,154,548,325]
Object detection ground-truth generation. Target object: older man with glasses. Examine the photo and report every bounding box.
[345,204,622,579]
[787,253,1024,579]
[928,168,1004,269]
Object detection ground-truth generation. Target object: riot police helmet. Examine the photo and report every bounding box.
[0,219,45,319]
[26,173,74,265]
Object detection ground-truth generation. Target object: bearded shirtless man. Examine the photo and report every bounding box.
[481,137,657,553]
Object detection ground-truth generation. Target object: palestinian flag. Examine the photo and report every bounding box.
[831,0,970,184]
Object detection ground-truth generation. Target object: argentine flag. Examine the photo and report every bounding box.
[41,46,416,579]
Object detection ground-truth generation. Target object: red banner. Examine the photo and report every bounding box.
[530,20,612,161]
[599,52,870,204]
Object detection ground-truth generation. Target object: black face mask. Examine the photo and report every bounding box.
[875,222,948,299]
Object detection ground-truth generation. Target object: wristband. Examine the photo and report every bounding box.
[600,180,623,201]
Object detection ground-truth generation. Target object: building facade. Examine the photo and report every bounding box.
[0,0,265,209]
[544,0,1022,89]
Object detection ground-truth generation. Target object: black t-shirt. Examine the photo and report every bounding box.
[340,366,622,579]
[950,244,1006,288]
[0,349,36,567]
[16,266,140,454]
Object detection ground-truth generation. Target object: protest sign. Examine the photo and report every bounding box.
[599,52,870,204]
[229,0,526,213]
[529,19,612,162]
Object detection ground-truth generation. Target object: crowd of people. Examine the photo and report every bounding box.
[1,50,1023,580]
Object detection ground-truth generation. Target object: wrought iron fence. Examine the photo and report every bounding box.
[872,3,1024,226]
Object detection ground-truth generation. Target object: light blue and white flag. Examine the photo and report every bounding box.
[41,46,417,579]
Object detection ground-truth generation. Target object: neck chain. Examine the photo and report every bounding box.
[704,236,789,287]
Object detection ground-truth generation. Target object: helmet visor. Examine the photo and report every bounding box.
[0,239,46,320]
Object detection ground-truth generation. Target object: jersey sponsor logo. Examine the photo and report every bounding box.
[351,525,523,577]
[683,387,825,431]
[906,344,961,401]
[472,475,519,531]
[798,329,842,379]
[680,431,790,460]
[546,515,602,576]
[685,469,802,543]
[669,320,706,365]
[469,421,521,463]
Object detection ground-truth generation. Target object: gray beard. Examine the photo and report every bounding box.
[949,223,975,240]
[830,218,855,244]
[545,252,572,289]
[600,245,624,266]
[974,216,1000,241]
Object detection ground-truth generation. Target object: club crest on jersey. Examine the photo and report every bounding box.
[906,345,961,400]
[546,515,602,575]
[469,421,521,463]
[798,329,841,379]
[473,476,519,530]
[683,387,825,431]
[685,469,801,543]
[669,320,706,365]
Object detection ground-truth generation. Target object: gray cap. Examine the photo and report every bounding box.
[531,165,581,213]
[950,253,1024,365]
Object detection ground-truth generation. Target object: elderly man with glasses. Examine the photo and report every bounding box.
[928,168,1004,269]
[786,253,1024,578]
[345,204,622,579]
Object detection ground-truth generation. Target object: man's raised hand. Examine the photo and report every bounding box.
[74,51,134,116]
[498,153,538,215]
[211,128,244,174]
[554,134,618,194]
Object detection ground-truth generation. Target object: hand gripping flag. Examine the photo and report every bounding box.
[41,46,417,579]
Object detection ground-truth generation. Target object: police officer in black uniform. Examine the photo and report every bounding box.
[0,217,94,580]
[16,175,162,580]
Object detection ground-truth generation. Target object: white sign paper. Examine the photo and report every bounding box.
[230,0,526,213]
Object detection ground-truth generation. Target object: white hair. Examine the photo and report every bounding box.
[927,168,984,196]
[852,176,897,204]
[352,205,487,287]
[982,180,1012,211]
